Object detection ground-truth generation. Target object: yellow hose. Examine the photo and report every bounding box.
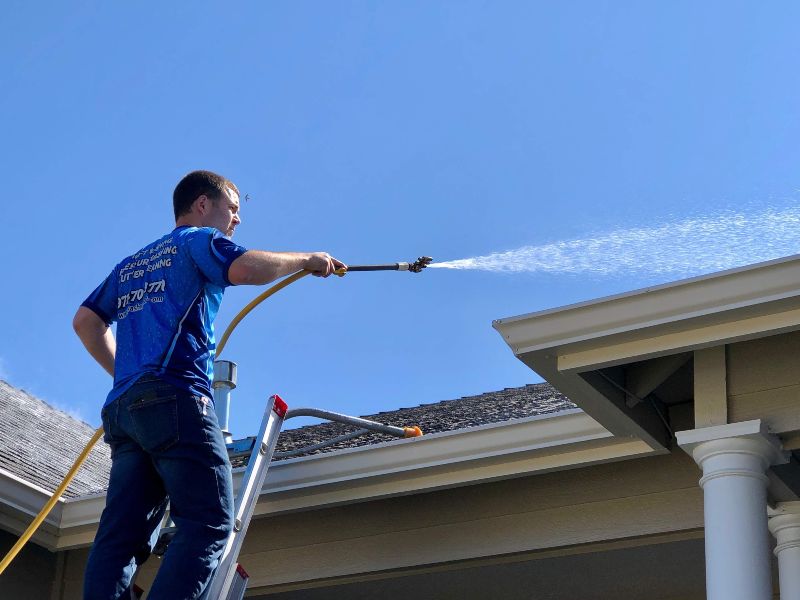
[0,269,315,575]
[216,270,311,357]
[0,427,104,574]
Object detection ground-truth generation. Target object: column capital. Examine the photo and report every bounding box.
[769,501,800,556]
[676,420,788,471]
[769,501,800,517]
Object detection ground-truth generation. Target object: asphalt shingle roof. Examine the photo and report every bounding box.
[0,380,111,498]
[269,383,576,461]
[0,381,576,494]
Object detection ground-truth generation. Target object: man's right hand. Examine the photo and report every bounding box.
[306,253,347,277]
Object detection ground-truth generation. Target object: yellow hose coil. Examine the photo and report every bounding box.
[0,270,314,575]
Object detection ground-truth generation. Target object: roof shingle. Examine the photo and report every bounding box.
[271,383,575,460]
[0,380,111,498]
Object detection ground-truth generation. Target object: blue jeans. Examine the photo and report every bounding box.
[83,376,234,600]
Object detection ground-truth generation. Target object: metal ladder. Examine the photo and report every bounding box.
[206,389,286,599]
[146,360,421,600]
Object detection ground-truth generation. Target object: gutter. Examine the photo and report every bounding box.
[0,467,63,550]
[0,409,658,551]
[493,253,800,367]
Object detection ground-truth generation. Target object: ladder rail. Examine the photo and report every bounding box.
[205,394,287,600]
[147,385,422,600]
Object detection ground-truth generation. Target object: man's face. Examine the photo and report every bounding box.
[204,187,241,237]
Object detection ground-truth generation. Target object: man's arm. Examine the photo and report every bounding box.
[73,306,116,377]
[227,251,347,285]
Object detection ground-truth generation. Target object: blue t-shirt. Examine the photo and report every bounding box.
[82,226,248,407]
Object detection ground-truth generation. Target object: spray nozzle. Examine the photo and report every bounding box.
[406,256,433,273]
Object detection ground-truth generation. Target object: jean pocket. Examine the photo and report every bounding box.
[101,402,123,444]
[128,390,179,452]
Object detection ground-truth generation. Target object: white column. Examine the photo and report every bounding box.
[677,420,787,600]
[769,502,800,599]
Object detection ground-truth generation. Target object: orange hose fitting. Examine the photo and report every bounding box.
[403,426,423,438]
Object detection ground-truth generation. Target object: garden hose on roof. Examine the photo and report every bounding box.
[0,257,432,576]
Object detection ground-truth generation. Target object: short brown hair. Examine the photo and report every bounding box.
[173,170,239,220]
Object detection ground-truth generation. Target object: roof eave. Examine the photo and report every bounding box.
[0,467,64,550]
[493,255,800,449]
[53,409,657,550]
[493,254,800,368]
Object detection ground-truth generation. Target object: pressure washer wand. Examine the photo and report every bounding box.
[336,256,433,275]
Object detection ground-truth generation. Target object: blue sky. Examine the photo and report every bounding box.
[3,1,800,436]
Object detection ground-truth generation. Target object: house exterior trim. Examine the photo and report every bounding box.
[1,409,659,551]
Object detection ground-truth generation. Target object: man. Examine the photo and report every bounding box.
[73,170,346,600]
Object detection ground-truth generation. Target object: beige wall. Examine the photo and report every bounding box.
[728,330,800,442]
[252,537,712,600]
[52,450,706,598]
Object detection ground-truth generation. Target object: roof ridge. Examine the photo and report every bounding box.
[366,381,555,416]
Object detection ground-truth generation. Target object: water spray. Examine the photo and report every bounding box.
[427,205,800,279]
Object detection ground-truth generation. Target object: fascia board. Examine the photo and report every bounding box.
[60,491,106,529]
[49,490,107,549]
[493,254,800,360]
[258,409,606,494]
[55,409,658,548]
[250,409,657,516]
[0,467,64,550]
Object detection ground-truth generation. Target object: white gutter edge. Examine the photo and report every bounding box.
[0,466,63,504]
[258,408,604,494]
[0,466,64,549]
[493,253,800,354]
[494,253,800,325]
[0,466,64,519]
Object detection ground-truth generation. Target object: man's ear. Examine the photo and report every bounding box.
[194,194,210,215]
